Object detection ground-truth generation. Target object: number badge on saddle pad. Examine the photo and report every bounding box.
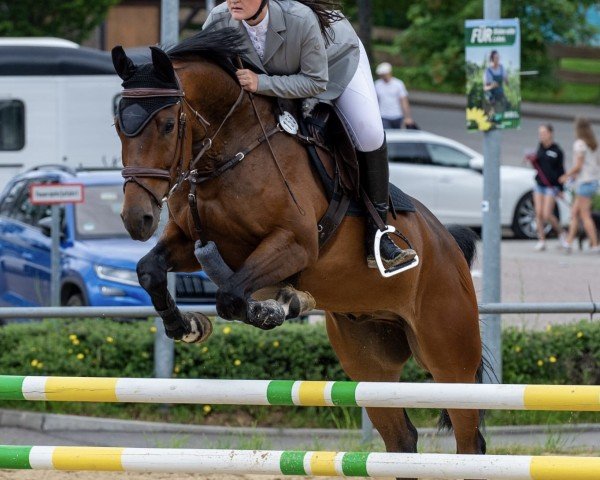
[278,111,299,135]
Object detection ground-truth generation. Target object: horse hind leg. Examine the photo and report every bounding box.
[253,284,316,320]
[325,313,419,480]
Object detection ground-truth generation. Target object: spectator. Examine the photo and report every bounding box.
[526,123,566,251]
[559,117,600,253]
[374,62,415,129]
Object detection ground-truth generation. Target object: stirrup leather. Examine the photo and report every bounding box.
[373,225,419,277]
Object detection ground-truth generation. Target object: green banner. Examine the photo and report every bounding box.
[465,19,521,131]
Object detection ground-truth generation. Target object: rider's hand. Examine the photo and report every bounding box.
[236,69,258,93]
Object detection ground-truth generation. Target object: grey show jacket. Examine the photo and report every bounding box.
[203,0,359,101]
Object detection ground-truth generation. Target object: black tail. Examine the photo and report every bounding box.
[446,224,478,268]
[438,225,487,453]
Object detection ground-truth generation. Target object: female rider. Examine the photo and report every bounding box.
[204,0,417,270]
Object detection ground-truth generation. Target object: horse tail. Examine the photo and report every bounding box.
[438,225,488,452]
[445,224,478,268]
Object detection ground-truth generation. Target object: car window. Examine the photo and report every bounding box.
[387,141,431,165]
[0,180,27,217]
[13,181,57,227]
[75,184,129,239]
[427,143,472,168]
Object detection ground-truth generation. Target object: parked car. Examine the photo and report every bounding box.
[0,166,216,308]
[386,129,570,238]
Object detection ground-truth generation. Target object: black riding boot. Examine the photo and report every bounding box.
[361,139,417,269]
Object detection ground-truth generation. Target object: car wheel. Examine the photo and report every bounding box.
[65,293,85,307]
[511,192,559,239]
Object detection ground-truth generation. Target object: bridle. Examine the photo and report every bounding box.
[119,74,245,210]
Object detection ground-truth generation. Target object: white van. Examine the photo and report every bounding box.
[0,39,123,189]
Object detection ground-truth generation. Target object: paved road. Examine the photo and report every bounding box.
[409,91,599,167]
[472,239,600,328]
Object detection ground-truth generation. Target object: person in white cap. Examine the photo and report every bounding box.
[374,62,414,129]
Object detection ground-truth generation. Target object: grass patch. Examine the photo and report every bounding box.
[561,58,600,74]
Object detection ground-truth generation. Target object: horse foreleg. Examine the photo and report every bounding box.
[137,222,212,343]
[216,230,312,328]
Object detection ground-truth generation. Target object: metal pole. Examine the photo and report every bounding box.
[481,0,502,384]
[50,204,61,307]
[154,0,180,380]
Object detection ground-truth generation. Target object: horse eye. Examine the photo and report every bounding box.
[164,121,175,134]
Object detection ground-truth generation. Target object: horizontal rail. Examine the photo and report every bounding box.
[0,302,599,318]
[0,445,598,478]
[1,376,598,411]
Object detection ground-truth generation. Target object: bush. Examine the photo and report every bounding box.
[0,318,598,386]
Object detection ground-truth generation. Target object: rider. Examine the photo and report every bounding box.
[204,0,417,270]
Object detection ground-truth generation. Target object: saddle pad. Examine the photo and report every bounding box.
[304,138,415,216]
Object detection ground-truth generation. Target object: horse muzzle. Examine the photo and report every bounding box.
[121,191,161,241]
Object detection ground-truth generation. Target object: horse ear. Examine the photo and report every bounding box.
[150,46,176,85]
[111,46,136,80]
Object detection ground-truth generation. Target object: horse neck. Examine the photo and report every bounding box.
[179,60,274,169]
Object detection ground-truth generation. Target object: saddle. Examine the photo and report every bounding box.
[276,99,415,249]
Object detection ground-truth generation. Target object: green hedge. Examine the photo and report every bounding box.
[0,318,598,385]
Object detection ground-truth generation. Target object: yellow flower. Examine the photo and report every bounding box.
[203,405,212,414]
[174,365,181,373]
[466,107,492,131]
[141,352,150,359]
[30,359,38,367]
[537,360,544,367]
[72,339,80,345]
[77,353,85,360]
[36,362,43,369]
[222,326,232,335]
[272,340,280,348]
[68,334,77,341]
[577,331,584,338]
[545,324,552,332]
[201,346,208,353]
[514,346,521,353]
[549,356,557,363]
[106,336,114,343]
[149,326,157,333]
[233,359,241,366]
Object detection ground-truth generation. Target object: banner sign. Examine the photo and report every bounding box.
[30,183,84,205]
[465,18,521,131]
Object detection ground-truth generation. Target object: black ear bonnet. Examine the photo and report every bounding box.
[112,46,181,137]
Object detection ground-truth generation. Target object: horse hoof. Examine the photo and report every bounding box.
[181,312,213,343]
[247,300,285,330]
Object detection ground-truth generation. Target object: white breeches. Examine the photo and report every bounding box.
[334,41,385,152]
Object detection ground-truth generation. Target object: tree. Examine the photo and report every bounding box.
[397,0,598,91]
[0,0,120,44]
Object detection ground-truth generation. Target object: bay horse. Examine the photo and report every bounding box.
[112,27,486,471]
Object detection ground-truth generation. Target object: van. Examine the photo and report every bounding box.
[0,38,122,189]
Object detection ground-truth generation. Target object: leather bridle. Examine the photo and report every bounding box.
[119,74,245,209]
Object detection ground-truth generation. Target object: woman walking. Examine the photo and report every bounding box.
[559,117,600,253]
[527,123,565,251]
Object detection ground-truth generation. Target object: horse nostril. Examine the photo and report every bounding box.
[142,214,154,232]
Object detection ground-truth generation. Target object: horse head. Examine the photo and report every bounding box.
[112,45,185,240]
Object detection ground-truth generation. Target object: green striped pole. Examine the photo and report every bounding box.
[0,446,598,478]
[0,375,599,411]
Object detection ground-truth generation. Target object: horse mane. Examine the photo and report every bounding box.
[167,26,248,75]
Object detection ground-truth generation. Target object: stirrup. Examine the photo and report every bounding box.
[374,225,419,277]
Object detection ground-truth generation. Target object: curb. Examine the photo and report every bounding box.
[2,408,598,439]
[409,90,600,123]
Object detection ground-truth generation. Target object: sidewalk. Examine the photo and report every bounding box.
[410,90,600,123]
[1,409,598,453]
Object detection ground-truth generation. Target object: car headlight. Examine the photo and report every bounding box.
[94,265,139,286]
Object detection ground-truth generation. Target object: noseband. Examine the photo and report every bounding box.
[119,74,246,209]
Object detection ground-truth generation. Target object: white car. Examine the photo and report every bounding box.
[386,129,569,238]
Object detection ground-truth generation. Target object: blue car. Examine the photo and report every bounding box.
[0,166,216,307]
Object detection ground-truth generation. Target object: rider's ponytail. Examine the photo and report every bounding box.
[295,0,344,44]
